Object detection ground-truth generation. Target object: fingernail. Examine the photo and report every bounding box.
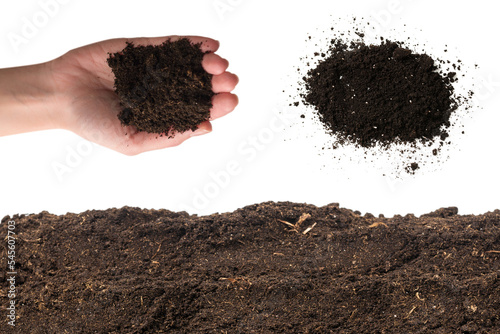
[190,128,211,137]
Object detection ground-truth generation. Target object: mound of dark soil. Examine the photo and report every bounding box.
[302,40,457,147]
[2,203,499,333]
[107,38,214,135]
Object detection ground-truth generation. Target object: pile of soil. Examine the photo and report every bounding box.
[2,202,499,333]
[107,38,214,135]
[301,39,457,148]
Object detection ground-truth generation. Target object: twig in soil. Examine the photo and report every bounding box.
[151,239,167,260]
[406,306,417,318]
[278,219,296,228]
[219,277,252,289]
[219,277,251,284]
[368,222,389,228]
[485,250,500,254]
[303,223,317,235]
[296,213,311,227]
[220,277,237,283]
[349,309,357,320]
[278,213,313,233]
[19,238,42,243]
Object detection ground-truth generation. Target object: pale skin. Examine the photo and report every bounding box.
[0,36,238,155]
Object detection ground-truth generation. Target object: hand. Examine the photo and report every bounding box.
[48,36,238,155]
[0,36,238,155]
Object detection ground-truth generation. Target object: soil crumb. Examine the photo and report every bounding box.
[107,38,214,135]
[2,202,499,333]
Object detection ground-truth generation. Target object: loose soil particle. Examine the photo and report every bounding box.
[301,40,457,148]
[107,38,214,135]
[2,202,499,333]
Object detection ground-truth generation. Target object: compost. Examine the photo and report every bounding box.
[1,202,499,333]
[302,39,457,148]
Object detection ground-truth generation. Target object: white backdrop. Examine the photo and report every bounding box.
[0,0,499,218]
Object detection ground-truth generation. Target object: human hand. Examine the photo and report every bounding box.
[48,36,238,155]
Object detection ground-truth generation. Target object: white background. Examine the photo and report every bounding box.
[0,0,499,219]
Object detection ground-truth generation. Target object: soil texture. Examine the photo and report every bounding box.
[2,202,499,333]
[107,38,214,135]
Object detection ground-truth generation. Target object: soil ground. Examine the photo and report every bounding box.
[1,202,499,333]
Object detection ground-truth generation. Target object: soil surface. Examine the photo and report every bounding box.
[1,202,499,333]
[301,40,457,148]
[107,38,214,135]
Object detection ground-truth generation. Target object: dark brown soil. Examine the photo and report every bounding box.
[2,202,499,333]
[107,38,214,135]
[301,40,457,148]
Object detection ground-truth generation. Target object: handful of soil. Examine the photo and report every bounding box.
[107,38,214,135]
[302,39,457,147]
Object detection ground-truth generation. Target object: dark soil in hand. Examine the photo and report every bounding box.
[107,38,214,135]
[2,203,499,333]
[302,40,457,148]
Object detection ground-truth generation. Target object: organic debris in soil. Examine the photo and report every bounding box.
[301,39,458,148]
[107,38,214,135]
[2,202,499,333]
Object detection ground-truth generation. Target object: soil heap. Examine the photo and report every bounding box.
[2,202,499,333]
[302,40,457,148]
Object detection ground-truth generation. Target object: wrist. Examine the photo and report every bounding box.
[0,62,67,136]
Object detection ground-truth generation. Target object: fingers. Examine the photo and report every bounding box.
[122,121,213,156]
[210,93,239,120]
[189,121,213,138]
[203,53,238,119]
[212,72,239,93]
[202,53,229,75]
